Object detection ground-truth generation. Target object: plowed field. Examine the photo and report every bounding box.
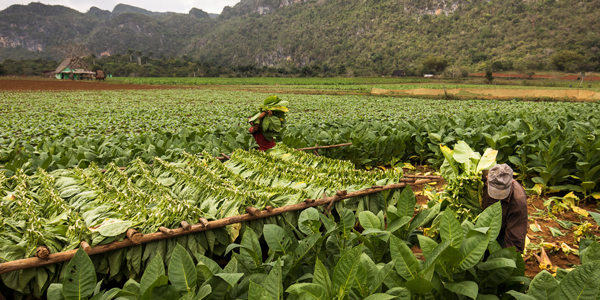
[0,79,181,91]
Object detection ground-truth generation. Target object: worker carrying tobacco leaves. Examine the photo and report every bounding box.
[481,164,528,253]
[248,95,289,151]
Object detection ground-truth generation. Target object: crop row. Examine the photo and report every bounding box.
[107,77,429,86]
[1,90,599,197]
[9,173,600,299]
[0,145,399,298]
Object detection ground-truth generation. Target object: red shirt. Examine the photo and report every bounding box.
[249,127,276,151]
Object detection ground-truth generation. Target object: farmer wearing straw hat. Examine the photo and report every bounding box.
[482,164,528,253]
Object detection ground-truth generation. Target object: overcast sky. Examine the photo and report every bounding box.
[0,0,241,14]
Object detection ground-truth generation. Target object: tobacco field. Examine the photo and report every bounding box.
[1,87,600,299]
[1,90,599,196]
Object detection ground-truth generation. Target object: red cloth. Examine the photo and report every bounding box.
[249,127,276,151]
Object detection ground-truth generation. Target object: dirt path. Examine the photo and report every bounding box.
[372,87,600,101]
[471,73,600,81]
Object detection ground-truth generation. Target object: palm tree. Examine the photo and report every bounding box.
[135,50,143,65]
[127,49,134,62]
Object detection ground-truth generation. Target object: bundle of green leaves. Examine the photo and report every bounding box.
[249,95,289,141]
[440,141,498,222]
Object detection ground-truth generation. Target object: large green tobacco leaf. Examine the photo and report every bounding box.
[141,253,166,295]
[475,202,502,243]
[458,231,490,271]
[423,240,452,272]
[477,258,516,288]
[359,211,381,230]
[417,235,438,258]
[298,208,321,235]
[213,273,244,287]
[527,270,558,300]
[312,259,331,298]
[506,291,537,300]
[195,285,212,300]
[141,276,169,300]
[168,244,197,293]
[440,209,463,249]
[581,242,600,264]
[285,283,328,299]
[440,145,458,180]
[240,227,263,267]
[453,141,478,166]
[263,225,291,254]
[47,284,65,300]
[249,280,273,300]
[63,248,97,300]
[556,261,600,300]
[396,187,416,218]
[445,281,478,299]
[405,277,434,295]
[263,259,283,300]
[332,245,363,299]
[390,235,419,280]
[363,294,396,300]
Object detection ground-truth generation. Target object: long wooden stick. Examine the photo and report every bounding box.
[295,143,353,151]
[403,174,442,180]
[0,179,434,275]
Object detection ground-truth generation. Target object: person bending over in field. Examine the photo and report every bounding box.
[482,164,528,253]
[248,110,276,151]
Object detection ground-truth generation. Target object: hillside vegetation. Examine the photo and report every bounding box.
[0,0,599,75]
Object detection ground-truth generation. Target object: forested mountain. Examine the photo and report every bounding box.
[1,0,599,76]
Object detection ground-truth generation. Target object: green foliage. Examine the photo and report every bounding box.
[422,56,449,74]
[550,50,588,72]
[42,200,532,300]
[440,142,498,221]
[0,144,400,298]
[485,70,494,83]
[3,0,600,74]
[19,198,529,299]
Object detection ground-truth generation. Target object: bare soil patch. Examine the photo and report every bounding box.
[372,87,600,101]
[471,73,600,81]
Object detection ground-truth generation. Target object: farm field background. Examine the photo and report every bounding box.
[108,76,600,93]
[1,78,600,299]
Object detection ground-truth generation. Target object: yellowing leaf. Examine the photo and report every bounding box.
[403,163,416,170]
[571,206,589,217]
[563,192,579,206]
[535,247,554,272]
[560,242,576,255]
[227,223,242,243]
[531,184,543,196]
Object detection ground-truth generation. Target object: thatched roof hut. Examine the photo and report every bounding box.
[54,56,92,80]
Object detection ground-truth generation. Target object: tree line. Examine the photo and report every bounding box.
[0,49,597,78]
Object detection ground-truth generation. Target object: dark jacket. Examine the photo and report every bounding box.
[482,180,528,253]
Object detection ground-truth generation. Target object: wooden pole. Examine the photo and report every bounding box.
[35,246,50,259]
[402,175,442,180]
[0,179,435,275]
[126,229,143,244]
[80,241,91,253]
[295,143,353,151]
